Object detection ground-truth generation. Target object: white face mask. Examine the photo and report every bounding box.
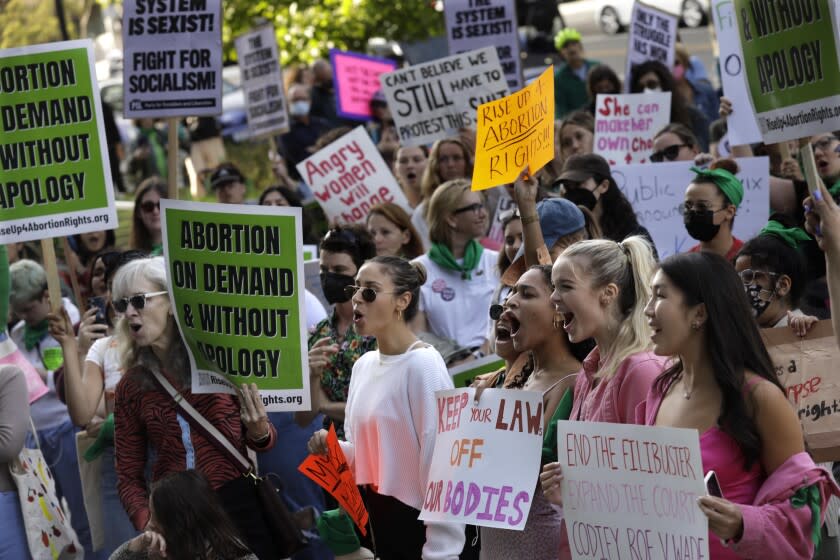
[289,100,310,117]
[643,86,662,93]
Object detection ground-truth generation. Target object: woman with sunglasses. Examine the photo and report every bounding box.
[107,256,279,559]
[650,123,701,164]
[130,177,167,256]
[411,179,499,360]
[683,158,744,261]
[308,256,465,560]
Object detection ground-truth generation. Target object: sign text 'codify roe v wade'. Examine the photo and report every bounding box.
[0,40,116,244]
[420,388,544,530]
[557,421,708,560]
[161,200,310,411]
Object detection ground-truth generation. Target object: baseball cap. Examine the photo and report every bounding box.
[209,163,245,190]
[556,154,617,191]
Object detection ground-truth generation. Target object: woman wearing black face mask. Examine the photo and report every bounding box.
[683,158,744,261]
[295,225,378,438]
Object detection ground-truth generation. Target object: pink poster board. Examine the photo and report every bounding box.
[330,49,397,121]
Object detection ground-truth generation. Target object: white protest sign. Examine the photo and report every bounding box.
[381,47,509,147]
[296,126,410,224]
[624,2,678,92]
[557,421,708,560]
[594,92,671,165]
[235,26,289,137]
[123,0,222,118]
[420,387,543,530]
[712,0,763,146]
[612,156,770,258]
[444,0,522,91]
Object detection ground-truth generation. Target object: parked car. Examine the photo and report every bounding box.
[593,0,708,34]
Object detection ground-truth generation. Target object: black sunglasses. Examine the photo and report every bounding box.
[344,285,397,303]
[113,291,168,313]
[489,304,504,320]
[453,202,484,215]
[650,144,689,163]
[140,201,160,213]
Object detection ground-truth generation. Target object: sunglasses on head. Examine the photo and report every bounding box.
[344,285,397,303]
[113,291,168,313]
[650,144,689,163]
[140,201,160,213]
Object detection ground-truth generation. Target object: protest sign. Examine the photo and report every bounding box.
[487,190,515,247]
[712,0,763,146]
[612,156,770,258]
[449,354,506,388]
[296,126,410,224]
[443,0,523,90]
[473,67,554,191]
[235,26,289,138]
[734,0,840,143]
[557,421,708,560]
[0,40,117,244]
[419,387,543,530]
[624,2,678,92]
[160,200,309,411]
[299,425,369,534]
[380,47,509,147]
[330,50,397,121]
[763,320,840,462]
[303,259,328,312]
[593,92,672,165]
[123,0,222,118]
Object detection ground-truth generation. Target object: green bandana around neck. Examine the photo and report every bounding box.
[760,220,811,248]
[22,319,49,351]
[429,240,484,280]
[690,166,744,208]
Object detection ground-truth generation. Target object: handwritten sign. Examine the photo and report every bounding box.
[711,0,762,146]
[380,47,509,147]
[473,66,554,191]
[330,50,397,121]
[444,0,522,90]
[420,388,543,530]
[298,425,369,534]
[594,92,671,165]
[624,2,678,92]
[763,320,840,462]
[612,156,770,258]
[557,421,708,560]
[234,26,289,137]
[296,126,410,224]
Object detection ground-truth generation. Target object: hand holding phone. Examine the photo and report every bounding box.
[88,296,108,325]
[704,470,723,498]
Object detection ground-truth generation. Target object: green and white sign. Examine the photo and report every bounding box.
[0,39,116,244]
[449,354,505,388]
[161,200,310,411]
[734,0,840,142]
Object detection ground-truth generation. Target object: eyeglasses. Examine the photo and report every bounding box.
[650,144,689,163]
[738,269,779,285]
[678,203,727,215]
[812,136,839,153]
[140,201,160,213]
[113,291,168,313]
[453,203,485,215]
[489,304,504,320]
[343,285,397,303]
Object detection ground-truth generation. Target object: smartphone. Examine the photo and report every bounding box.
[88,296,108,325]
[704,470,723,498]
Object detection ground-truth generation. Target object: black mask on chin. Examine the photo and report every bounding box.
[684,210,721,242]
[320,272,355,304]
[563,187,598,211]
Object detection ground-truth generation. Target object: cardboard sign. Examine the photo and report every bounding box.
[296,126,410,224]
[734,0,840,143]
[763,320,840,462]
[444,0,523,91]
[330,50,397,121]
[473,66,554,191]
[711,0,763,146]
[298,425,369,534]
[448,354,506,388]
[235,26,289,137]
[557,421,708,560]
[419,388,543,530]
[0,39,117,244]
[160,200,310,411]
[624,2,678,92]
[593,92,672,165]
[612,156,770,258]
[380,47,509,147]
[123,0,222,118]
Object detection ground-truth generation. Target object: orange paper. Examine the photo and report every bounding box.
[298,425,369,534]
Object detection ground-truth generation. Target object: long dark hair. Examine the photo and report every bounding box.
[149,471,251,560]
[597,177,644,243]
[654,252,784,470]
[629,60,693,131]
[130,177,167,252]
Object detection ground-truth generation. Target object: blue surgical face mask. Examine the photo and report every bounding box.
[289,100,310,117]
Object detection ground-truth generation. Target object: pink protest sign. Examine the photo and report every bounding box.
[0,336,49,404]
[330,49,397,121]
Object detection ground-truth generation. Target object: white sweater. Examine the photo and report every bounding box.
[340,346,465,560]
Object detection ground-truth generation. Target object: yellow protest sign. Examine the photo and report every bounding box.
[472,66,554,191]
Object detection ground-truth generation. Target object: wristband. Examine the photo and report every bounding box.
[521,214,540,225]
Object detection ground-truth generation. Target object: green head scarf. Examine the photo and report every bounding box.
[760,220,811,248]
[690,166,744,208]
